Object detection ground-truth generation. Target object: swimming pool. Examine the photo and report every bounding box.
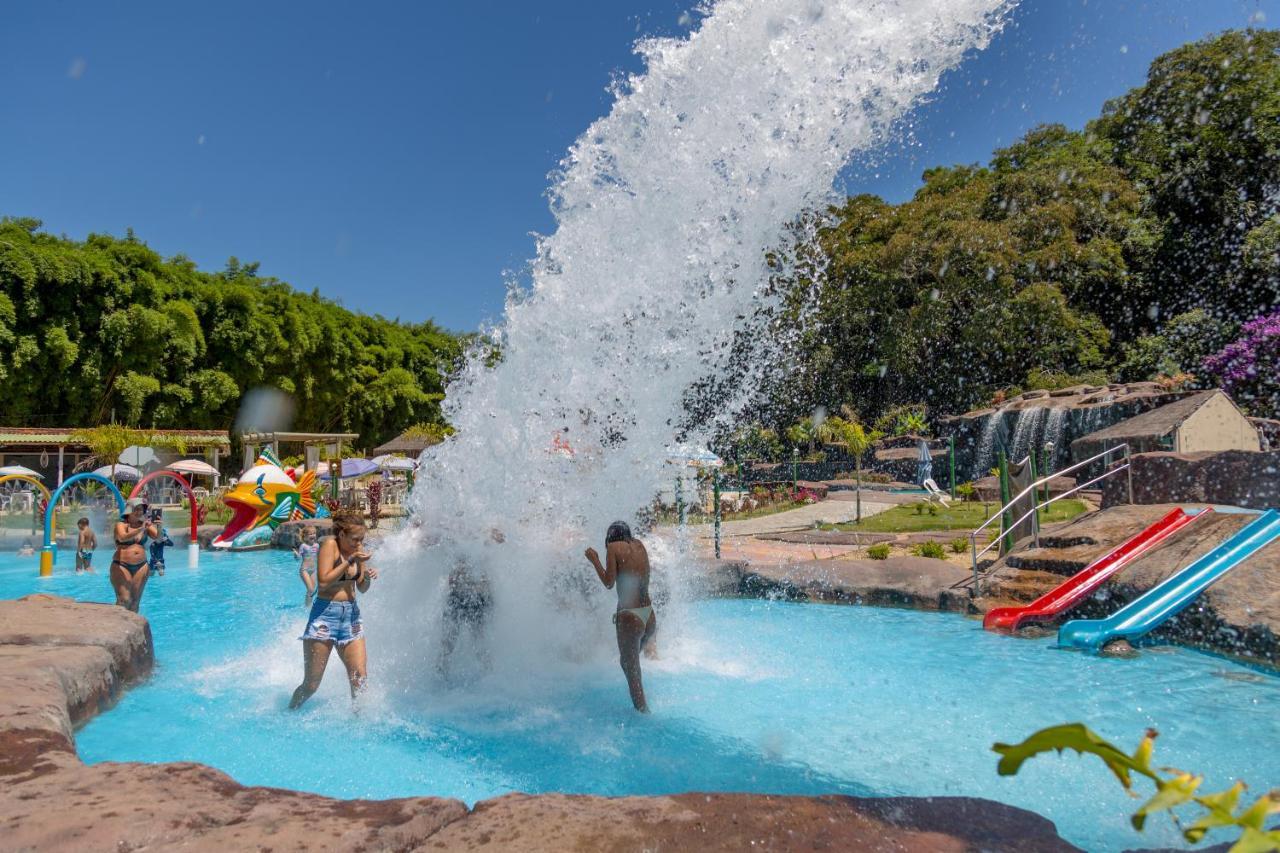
[2,550,1275,852]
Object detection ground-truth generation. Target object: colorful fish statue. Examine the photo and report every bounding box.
[213,447,318,549]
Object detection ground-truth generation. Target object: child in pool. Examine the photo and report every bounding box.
[148,522,174,577]
[75,518,97,573]
[294,526,320,606]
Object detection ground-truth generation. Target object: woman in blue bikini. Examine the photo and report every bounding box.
[585,521,658,712]
[111,498,159,612]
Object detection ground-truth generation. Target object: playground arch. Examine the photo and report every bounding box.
[129,470,198,542]
[41,473,126,576]
[0,473,54,541]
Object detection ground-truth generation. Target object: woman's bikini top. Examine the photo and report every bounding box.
[115,525,149,549]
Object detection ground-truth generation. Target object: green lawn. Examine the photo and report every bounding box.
[820,499,1089,534]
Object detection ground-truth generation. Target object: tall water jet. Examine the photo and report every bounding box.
[371,0,1015,699]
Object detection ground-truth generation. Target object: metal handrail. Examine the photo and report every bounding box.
[967,443,1133,592]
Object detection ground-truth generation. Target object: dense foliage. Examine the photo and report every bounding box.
[776,29,1280,426]
[0,221,462,447]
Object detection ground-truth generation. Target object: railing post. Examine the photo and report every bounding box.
[1028,449,1040,549]
[713,471,722,560]
[1125,444,1134,505]
[970,533,979,593]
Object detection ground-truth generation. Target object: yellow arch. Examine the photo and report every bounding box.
[0,474,55,538]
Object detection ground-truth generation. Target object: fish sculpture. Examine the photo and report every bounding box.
[213,447,318,549]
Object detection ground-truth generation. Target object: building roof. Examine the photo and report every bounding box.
[1071,390,1231,445]
[0,428,230,447]
[371,431,437,456]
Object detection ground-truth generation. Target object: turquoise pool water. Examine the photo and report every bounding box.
[2,550,1276,852]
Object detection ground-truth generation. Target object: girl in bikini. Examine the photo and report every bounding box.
[289,510,379,710]
[585,521,658,712]
[111,498,159,612]
[294,525,320,606]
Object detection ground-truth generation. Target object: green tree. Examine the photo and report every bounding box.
[0,219,463,446]
[1091,29,1280,324]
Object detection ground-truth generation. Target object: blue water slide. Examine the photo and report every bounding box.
[1058,509,1280,652]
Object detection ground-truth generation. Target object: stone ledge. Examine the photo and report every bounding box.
[731,556,974,612]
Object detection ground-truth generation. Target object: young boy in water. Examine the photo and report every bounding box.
[148,519,174,577]
[76,518,97,573]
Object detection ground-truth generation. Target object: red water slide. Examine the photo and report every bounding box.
[982,506,1211,633]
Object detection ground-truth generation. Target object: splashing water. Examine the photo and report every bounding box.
[369,0,1014,703]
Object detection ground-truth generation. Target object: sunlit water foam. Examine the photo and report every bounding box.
[367,0,1014,707]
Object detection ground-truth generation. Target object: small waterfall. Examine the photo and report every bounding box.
[973,411,1003,480]
[1009,407,1048,464]
[1043,407,1067,470]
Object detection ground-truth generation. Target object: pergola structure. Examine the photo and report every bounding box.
[238,431,360,472]
[0,428,230,487]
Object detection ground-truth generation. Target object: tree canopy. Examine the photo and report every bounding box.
[773,28,1279,426]
[0,220,463,447]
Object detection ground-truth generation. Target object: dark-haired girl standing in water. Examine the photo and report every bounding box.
[585,521,658,712]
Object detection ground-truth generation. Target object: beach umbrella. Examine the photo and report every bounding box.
[93,464,142,482]
[167,459,219,477]
[664,444,723,468]
[916,439,933,486]
[318,458,380,480]
[0,465,43,479]
[371,454,416,472]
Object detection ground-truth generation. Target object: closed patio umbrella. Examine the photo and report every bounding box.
[916,439,933,486]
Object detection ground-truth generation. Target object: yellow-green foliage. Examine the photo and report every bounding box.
[994,723,1280,851]
[1,219,462,446]
[866,543,890,560]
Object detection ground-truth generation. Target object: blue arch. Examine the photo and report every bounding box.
[43,473,127,551]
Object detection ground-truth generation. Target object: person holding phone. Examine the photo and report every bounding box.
[112,498,159,612]
[289,510,379,709]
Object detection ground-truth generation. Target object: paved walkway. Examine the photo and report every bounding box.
[691,496,898,539]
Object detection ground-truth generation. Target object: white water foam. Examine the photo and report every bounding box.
[360,0,1014,707]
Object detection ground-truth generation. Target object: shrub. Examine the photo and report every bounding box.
[956,481,977,502]
[927,502,939,516]
[867,543,891,560]
[912,501,927,515]
[912,541,946,559]
[949,538,967,554]
[1202,309,1280,418]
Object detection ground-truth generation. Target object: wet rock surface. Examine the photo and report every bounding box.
[0,596,1091,851]
[1100,449,1280,510]
[730,556,974,611]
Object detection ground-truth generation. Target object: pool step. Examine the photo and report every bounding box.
[1004,544,1103,576]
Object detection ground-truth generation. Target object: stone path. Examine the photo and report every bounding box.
[686,496,898,539]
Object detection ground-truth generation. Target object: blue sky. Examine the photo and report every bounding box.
[1,1,1274,332]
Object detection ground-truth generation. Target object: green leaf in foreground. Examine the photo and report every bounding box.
[993,724,1280,852]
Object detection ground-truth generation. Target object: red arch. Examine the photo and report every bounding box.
[129,470,198,541]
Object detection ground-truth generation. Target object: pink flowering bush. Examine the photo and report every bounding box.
[1201,311,1280,417]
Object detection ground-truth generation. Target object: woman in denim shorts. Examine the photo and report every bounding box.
[289,510,379,709]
